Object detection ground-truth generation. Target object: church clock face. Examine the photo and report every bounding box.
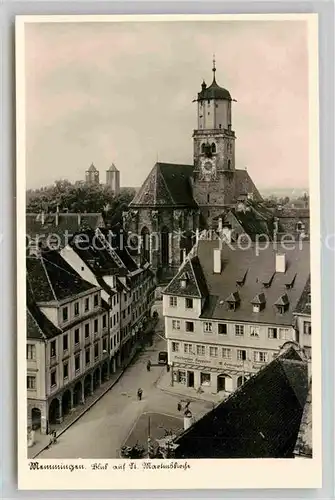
[200,157,216,181]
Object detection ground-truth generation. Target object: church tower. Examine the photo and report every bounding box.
[192,58,236,223]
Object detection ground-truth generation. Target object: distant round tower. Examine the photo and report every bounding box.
[85,163,100,185]
[106,164,120,195]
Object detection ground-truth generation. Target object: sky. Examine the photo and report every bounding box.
[24,19,309,190]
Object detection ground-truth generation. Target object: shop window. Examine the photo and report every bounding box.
[200,372,211,386]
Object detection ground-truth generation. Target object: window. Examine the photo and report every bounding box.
[218,323,227,335]
[102,337,107,352]
[27,344,36,360]
[74,302,79,316]
[235,325,244,336]
[172,320,180,330]
[85,348,90,365]
[84,297,89,312]
[237,349,247,361]
[209,346,218,357]
[200,372,211,386]
[63,334,68,351]
[254,351,268,363]
[50,340,56,358]
[279,328,290,340]
[50,371,56,387]
[27,376,36,390]
[177,370,186,384]
[62,306,68,322]
[207,194,210,203]
[222,348,232,359]
[196,345,205,356]
[84,323,90,338]
[172,342,179,352]
[75,355,80,372]
[102,314,107,329]
[304,346,312,359]
[94,343,99,359]
[250,326,259,337]
[203,322,212,333]
[303,321,312,335]
[169,296,177,307]
[114,335,116,347]
[253,304,260,313]
[122,310,126,319]
[63,362,68,379]
[94,319,98,334]
[185,298,193,309]
[94,294,99,308]
[268,327,278,339]
[74,328,80,345]
[184,343,193,354]
[185,321,194,333]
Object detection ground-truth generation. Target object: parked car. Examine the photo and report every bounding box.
[158,351,168,365]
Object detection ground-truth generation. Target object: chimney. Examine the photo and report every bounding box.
[78,213,81,226]
[218,217,223,231]
[41,210,45,226]
[182,248,187,262]
[213,247,221,274]
[55,205,59,227]
[275,253,286,273]
[221,225,232,244]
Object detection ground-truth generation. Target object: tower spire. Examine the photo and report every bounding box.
[212,54,216,82]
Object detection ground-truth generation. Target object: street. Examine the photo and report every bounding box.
[37,307,212,458]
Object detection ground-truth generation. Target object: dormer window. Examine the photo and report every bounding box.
[261,272,275,288]
[251,292,266,313]
[180,272,189,289]
[284,273,297,290]
[225,291,240,311]
[274,293,290,314]
[236,270,248,287]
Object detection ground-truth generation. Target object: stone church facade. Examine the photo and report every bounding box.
[123,61,262,282]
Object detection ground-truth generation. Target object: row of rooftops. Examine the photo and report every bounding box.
[26,228,154,340]
[164,239,311,326]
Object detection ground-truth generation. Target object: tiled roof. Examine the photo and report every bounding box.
[26,213,104,247]
[27,250,96,303]
[130,162,197,208]
[106,164,118,172]
[27,296,62,339]
[294,381,312,457]
[234,170,262,202]
[166,239,310,326]
[174,347,309,459]
[163,256,208,298]
[87,163,97,172]
[294,276,311,315]
[196,77,232,101]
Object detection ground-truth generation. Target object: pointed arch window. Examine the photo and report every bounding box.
[201,143,206,154]
[211,143,216,153]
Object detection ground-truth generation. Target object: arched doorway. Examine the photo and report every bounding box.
[73,381,82,406]
[84,374,92,398]
[48,398,60,425]
[237,375,248,388]
[93,367,101,390]
[31,407,41,430]
[161,226,169,267]
[101,362,109,383]
[217,374,233,392]
[62,390,72,416]
[140,226,150,263]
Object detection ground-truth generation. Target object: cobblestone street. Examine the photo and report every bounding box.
[37,308,213,459]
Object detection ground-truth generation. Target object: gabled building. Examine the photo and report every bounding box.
[26,250,110,434]
[60,228,156,365]
[173,346,310,459]
[163,238,310,394]
[294,276,311,362]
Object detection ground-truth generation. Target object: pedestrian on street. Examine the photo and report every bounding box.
[177,402,182,412]
[147,360,151,372]
[52,430,57,444]
[137,388,143,401]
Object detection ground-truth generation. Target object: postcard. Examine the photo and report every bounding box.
[16,13,321,490]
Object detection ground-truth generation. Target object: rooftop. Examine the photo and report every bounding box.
[164,239,310,326]
[174,347,309,459]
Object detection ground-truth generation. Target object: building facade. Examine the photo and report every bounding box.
[163,238,310,395]
[27,251,111,434]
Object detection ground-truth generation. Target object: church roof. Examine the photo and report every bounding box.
[195,61,232,101]
[130,162,197,208]
[107,164,118,172]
